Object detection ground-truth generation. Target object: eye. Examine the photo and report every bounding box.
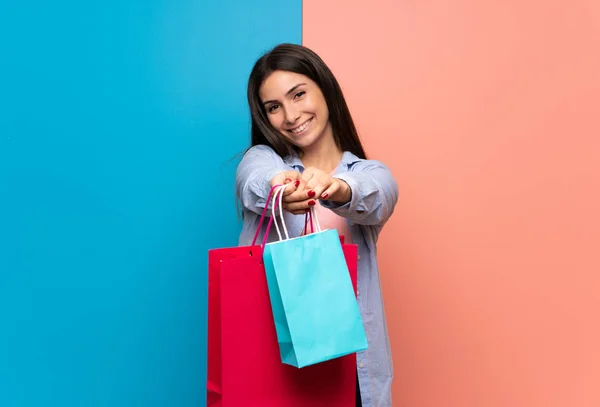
[294,91,306,99]
[267,104,280,113]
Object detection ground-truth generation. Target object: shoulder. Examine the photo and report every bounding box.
[341,153,398,190]
[351,159,392,170]
[342,152,393,174]
[241,144,283,161]
[245,144,277,155]
[237,144,285,168]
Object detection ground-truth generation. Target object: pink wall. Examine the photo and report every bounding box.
[304,1,600,406]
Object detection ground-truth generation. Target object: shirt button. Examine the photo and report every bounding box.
[359,363,365,369]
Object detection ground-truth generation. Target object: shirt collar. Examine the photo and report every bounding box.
[283,150,362,171]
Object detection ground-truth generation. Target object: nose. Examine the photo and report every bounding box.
[284,104,300,124]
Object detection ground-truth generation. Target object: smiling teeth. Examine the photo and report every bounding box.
[291,119,311,134]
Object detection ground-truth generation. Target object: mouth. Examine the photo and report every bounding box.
[287,118,313,136]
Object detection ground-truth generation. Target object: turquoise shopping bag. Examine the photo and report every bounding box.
[262,185,368,368]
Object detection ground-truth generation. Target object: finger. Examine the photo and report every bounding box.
[272,170,300,185]
[301,167,316,183]
[283,188,307,203]
[310,181,332,201]
[283,198,317,213]
[304,179,315,191]
[306,172,330,195]
[272,171,301,195]
[283,178,301,196]
[298,168,316,192]
[305,170,331,191]
[284,170,301,183]
[283,177,313,200]
[319,181,341,201]
[270,172,286,187]
[276,183,294,199]
[302,172,328,198]
[278,180,298,197]
[282,200,306,213]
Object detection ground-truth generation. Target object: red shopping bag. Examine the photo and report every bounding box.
[206,242,359,407]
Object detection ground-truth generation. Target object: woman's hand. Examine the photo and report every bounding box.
[270,170,302,189]
[282,167,352,215]
[269,170,302,203]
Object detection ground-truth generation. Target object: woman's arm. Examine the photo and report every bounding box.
[235,145,292,216]
[321,160,399,226]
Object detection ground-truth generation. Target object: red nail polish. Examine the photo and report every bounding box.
[307,190,315,198]
[308,200,316,206]
[321,192,329,199]
[294,180,300,187]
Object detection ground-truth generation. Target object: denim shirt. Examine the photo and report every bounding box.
[236,145,398,407]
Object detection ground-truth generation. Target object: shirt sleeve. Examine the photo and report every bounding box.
[321,160,399,226]
[235,145,291,216]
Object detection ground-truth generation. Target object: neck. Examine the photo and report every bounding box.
[300,124,343,172]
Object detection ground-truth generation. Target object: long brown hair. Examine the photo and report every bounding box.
[247,43,367,159]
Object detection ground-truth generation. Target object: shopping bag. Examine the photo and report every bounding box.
[206,186,357,407]
[262,185,368,368]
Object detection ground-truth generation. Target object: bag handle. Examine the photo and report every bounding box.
[268,185,327,242]
[262,184,290,248]
[270,184,325,242]
[311,204,322,232]
[251,184,282,246]
[273,184,290,240]
[252,183,325,249]
[303,209,314,235]
[302,203,322,235]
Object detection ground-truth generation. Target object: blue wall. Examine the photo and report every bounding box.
[0,1,301,406]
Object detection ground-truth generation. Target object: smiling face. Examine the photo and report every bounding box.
[259,70,332,150]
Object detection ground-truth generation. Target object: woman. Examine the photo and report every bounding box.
[236,43,398,407]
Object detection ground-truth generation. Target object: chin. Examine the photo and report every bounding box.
[285,133,320,150]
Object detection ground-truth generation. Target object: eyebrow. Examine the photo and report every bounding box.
[262,83,306,106]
